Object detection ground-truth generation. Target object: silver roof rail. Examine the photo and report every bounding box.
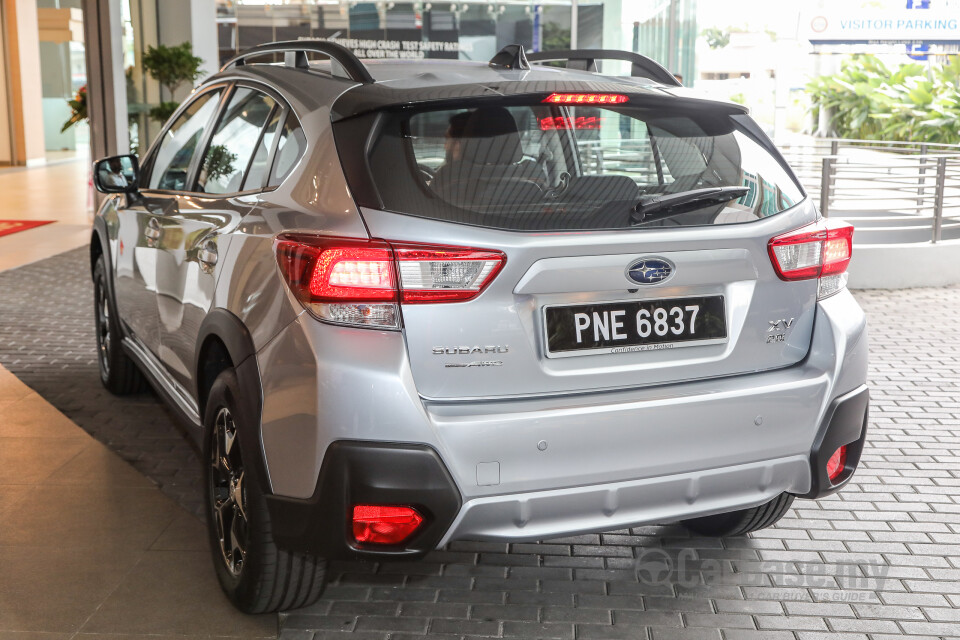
[220,40,375,84]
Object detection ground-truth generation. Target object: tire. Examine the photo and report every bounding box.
[681,493,795,537]
[93,255,147,394]
[203,368,327,614]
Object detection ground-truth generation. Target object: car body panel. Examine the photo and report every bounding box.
[254,285,866,512]
[155,193,254,391]
[360,203,819,400]
[112,191,180,356]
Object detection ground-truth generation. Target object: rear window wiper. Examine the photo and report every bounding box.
[630,186,750,225]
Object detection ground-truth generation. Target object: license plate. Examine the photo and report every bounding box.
[544,295,727,357]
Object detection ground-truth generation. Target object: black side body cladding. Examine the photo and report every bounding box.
[266,441,462,560]
[194,310,272,494]
[795,385,869,499]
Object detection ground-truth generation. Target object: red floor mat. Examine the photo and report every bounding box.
[0,220,55,238]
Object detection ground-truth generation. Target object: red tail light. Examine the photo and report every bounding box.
[352,505,423,545]
[768,220,853,298]
[274,235,505,327]
[542,93,629,105]
[826,445,847,482]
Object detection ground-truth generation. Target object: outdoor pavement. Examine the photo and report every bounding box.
[0,246,959,640]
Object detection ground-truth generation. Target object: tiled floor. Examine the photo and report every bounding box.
[0,162,275,639]
[0,162,959,639]
[0,365,276,639]
[0,159,93,272]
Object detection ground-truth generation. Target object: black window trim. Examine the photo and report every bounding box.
[264,109,310,191]
[239,102,280,192]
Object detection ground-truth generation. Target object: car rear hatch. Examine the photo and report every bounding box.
[331,83,822,400]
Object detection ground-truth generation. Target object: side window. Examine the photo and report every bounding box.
[148,90,222,190]
[242,107,282,191]
[268,113,306,187]
[196,87,276,194]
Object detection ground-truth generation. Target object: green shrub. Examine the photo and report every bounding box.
[807,54,960,144]
[141,42,204,122]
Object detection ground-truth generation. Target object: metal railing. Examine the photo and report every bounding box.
[778,139,960,244]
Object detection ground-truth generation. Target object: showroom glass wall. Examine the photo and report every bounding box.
[214,1,605,69]
[78,0,696,163]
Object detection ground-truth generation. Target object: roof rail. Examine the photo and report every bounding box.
[526,49,681,87]
[220,40,375,84]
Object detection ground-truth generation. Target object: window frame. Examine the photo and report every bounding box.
[265,110,308,189]
[138,79,300,199]
[139,83,230,194]
[191,84,283,196]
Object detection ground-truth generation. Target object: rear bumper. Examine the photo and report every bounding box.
[257,289,868,556]
[267,383,868,556]
[441,455,810,544]
[442,383,868,544]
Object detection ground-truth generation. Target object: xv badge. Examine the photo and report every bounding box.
[768,318,795,332]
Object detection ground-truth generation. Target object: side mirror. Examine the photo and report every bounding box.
[94,154,140,194]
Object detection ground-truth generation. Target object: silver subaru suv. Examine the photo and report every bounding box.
[90,41,868,614]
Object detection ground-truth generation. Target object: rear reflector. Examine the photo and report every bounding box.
[275,235,506,328]
[542,93,629,105]
[768,220,854,299]
[352,505,423,545]
[826,445,847,482]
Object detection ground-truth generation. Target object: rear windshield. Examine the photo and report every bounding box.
[347,99,804,231]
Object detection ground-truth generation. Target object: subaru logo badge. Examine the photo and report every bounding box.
[626,257,674,285]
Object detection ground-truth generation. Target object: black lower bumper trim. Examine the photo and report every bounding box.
[794,385,869,499]
[265,441,461,560]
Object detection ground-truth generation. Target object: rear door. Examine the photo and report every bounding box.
[155,85,283,391]
[114,86,225,357]
[344,96,818,400]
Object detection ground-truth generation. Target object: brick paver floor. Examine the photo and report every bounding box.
[1,248,958,640]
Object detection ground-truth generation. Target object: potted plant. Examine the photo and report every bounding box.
[61,85,88,132]
[141,42,204,122]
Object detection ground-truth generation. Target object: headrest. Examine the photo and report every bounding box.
[459,107,523,166]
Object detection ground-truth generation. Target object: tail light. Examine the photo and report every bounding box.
[395,244,504,303]
[274,235,505,328]
[768,220,854,299]
[353,505,423,545]
[826,445,847,482]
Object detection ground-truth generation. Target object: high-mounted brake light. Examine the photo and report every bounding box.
[275,235,506,328]
[539,115,603,131]
[826,445,847,483]
[768,220,854,299]
[542,93,629,105]
[352,505,424,545]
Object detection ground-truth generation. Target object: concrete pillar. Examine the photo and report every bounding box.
[1,0,47,165]
[81,0,128,161]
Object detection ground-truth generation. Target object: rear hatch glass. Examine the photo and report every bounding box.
[343,97,803,232]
